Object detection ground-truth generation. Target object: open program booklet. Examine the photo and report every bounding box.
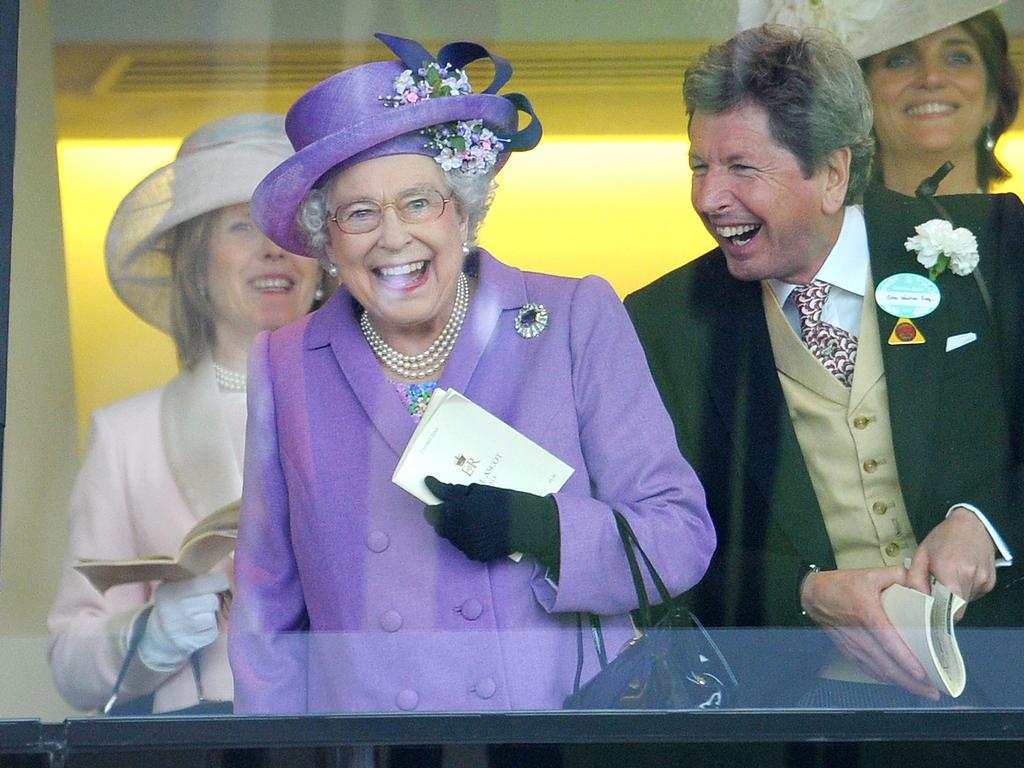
[74,499,239,593]
[392,387,574,505]
[880,581,967,697]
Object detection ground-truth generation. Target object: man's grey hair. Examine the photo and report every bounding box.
[684,24,875,204]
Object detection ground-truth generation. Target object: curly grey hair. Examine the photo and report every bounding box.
[297,165,496,258]
[684,24,875,204]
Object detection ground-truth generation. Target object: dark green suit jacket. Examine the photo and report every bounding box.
[625,186,1024,698]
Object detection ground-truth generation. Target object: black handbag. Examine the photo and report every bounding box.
[563,511,739,710]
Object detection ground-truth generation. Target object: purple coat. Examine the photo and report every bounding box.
[230,251,713,713]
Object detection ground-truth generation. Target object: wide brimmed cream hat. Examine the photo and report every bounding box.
[737,0,1004,60]
[104,112,294,332]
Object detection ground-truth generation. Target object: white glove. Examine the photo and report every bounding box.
[137,572,230,672]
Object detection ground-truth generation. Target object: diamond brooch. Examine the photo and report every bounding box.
[514,303,549,339]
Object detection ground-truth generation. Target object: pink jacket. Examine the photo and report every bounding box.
[47,357,237,713]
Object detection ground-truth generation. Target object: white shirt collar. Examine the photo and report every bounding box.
[767,205,869,307]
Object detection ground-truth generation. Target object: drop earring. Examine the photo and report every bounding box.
[321,259,339,279]
[984,123,996,153]
[462,242,470,256]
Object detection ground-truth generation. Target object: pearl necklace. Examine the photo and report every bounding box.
[360,272,469,379]
[213,362,247,393]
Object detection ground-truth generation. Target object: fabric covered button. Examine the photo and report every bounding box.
[366,530,390,553]
[872,501,888,515]
[380,610,403,632]
[458,599,483,621]
[885,542,900,557]
[396,689,419,711]
[862,459,878,473]
[473,677,497,699]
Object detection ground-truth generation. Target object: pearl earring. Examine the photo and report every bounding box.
[984,124,996,153]
[462,242,470,256]
[322,260,339,279]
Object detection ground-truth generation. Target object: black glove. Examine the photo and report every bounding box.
[423,476,561,570]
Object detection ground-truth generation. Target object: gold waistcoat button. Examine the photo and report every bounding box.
[863,459,878,473]
[885,542,900,557]
[853,416,870,430]
[872,501,888,515]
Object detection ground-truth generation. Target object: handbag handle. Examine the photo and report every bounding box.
[616,513,740,690]
[569,512,739,703]
[613,510,675,625]
[570,511,675,695]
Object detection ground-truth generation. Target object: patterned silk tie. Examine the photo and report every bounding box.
[792,280,858,387]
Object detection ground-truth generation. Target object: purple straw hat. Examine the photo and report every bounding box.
[253,33,542,257]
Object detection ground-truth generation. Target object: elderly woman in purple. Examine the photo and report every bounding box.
[229,34,714,714]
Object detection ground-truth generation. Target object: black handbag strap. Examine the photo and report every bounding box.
[612,510,675,626]
[569,512,740,702]
[572,613,585,694]
[571,611,609,698]
[570,511,673,695]
[613,512,739,688]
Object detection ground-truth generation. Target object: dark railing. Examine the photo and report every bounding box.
[3,709,1024,766]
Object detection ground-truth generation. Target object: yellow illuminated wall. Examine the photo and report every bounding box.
[990,134,1024,198]
[58,133,1024,447]
[57,141,180,447]
[57,136,715,446]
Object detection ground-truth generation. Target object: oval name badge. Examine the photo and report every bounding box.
[874,273,941,319]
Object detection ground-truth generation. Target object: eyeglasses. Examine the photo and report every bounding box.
[328,190,451,235]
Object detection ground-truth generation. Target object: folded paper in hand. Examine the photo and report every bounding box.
[880,581,967,697]
[392,388,574,504]
[74,499,240,593]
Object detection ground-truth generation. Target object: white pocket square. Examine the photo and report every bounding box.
[946,332,977,352]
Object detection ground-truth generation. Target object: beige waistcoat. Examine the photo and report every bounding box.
[763,284,918,682]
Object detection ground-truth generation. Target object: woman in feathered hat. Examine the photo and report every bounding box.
[229,34,714,714]
[739,0,1020,195]
[47,113,324,714]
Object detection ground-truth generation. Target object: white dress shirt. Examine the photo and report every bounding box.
[767,205,869,339]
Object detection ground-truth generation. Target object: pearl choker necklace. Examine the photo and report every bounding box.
[360,272,469,379]
[213,362,247,393]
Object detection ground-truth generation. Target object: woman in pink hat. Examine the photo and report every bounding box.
[229,34,714,715]
[740,0,1020,195]
[47,113,325,714]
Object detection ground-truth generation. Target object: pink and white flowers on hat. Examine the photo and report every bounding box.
[382,60,505,175]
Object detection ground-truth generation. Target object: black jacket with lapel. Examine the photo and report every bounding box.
[625,186,1024,639]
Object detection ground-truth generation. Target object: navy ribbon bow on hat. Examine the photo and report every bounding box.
[374,33,542,153]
